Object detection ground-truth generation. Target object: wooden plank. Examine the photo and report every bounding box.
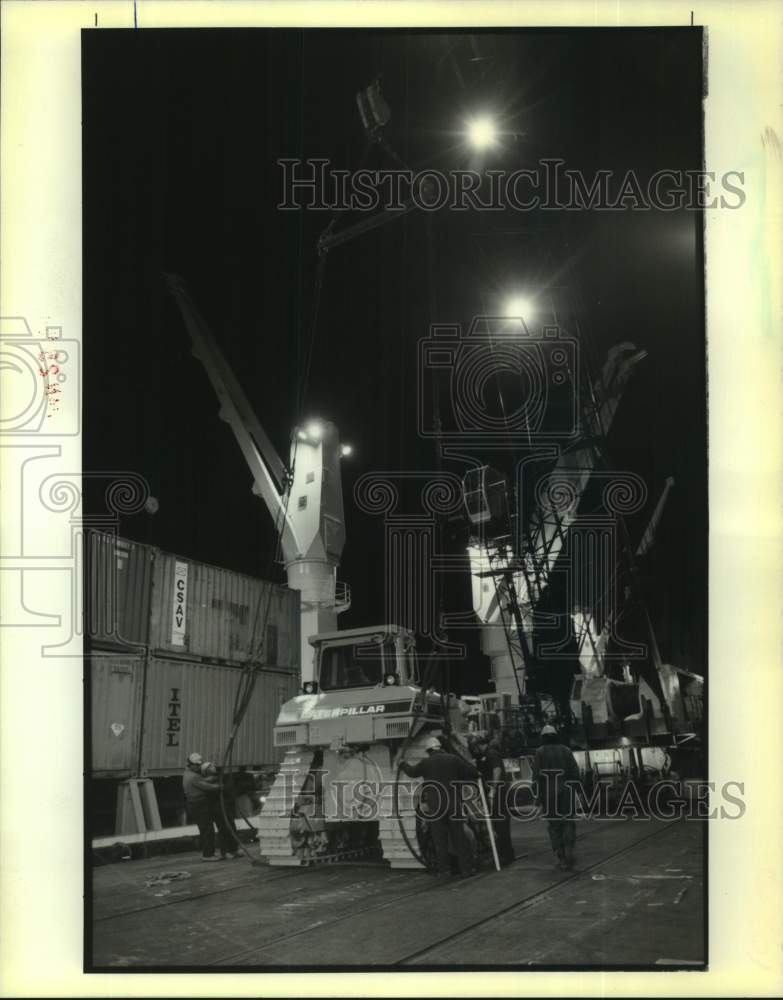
[92,816,262,849]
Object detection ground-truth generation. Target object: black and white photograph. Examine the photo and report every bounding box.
[1,2,781,994]
[82,24,710,970]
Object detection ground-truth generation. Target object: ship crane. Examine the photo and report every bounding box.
[167,275,478,870]
[166,274,349,684]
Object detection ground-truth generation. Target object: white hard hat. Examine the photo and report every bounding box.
[187,752,203,765]
[540,725,557,736]
[423,735,442,752]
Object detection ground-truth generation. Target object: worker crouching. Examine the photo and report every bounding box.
[532,726,581,871]
[399,736,480,880]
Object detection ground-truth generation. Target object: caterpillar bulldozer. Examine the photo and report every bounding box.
[258,624,480,868]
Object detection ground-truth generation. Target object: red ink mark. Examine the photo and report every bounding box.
[37,351,64,420]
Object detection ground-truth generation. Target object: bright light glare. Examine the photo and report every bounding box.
[340,443,353,457]
[504,296,534,322]
[467,117,498,150]
[297,429,308,441]
[305,421,324,441]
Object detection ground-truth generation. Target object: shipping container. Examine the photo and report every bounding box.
[147,551,299,668]
[90,654,298,778]
[91,654,145,776]
[138,656,298,776]
[86,531,154,649]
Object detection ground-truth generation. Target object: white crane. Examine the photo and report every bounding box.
[166,274,350,684]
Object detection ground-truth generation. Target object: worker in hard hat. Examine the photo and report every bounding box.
[399,735,480,880]
[182,751,223,862]
[471,736,515,866]
[531,726,581,870]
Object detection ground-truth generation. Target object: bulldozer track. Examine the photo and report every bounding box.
[256,744,432,870]
[299,844,382,866]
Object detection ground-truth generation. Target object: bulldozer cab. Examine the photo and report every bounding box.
[310,625,418,692]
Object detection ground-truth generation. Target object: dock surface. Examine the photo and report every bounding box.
[91,817,705,969]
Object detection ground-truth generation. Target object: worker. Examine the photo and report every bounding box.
[201,762,240,860]
[399,735,480,880]
[531,725,581,871]
[182,751,223,862]
[472,736,515,866]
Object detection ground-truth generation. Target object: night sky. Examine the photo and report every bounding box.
[82,28,706,693]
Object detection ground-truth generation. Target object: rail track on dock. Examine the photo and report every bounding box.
[209,818,685,967]
[92,818,702,968]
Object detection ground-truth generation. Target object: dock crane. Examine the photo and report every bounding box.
[461,333,703,751]
[464,341,647,706]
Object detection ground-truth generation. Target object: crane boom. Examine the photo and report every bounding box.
[166,273,301,561]
[166,273,348,683]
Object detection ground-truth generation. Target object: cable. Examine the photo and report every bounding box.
[213,342,306,850]
[295,254,328,422]
[216,149,337,856]
[391,646,470,870]
[217,468,297,859]
[392,649,443,868]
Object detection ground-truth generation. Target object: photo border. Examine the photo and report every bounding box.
[1,1,781,996]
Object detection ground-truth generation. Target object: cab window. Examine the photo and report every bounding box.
[319,642,385,690]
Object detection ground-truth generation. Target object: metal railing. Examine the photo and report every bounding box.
[334,580,352,611]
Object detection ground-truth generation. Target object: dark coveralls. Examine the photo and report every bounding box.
[182,768,227,858]
[532,742,581,864]
[400,750,479,876]
[207,777,239,856]
[476,748,515,865]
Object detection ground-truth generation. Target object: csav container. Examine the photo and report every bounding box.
[147,550,299,668]
[138,656,298,776]
[86,531,154,649]
[87,536,302,778]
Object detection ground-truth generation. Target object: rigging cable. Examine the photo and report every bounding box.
[214,134,358,853]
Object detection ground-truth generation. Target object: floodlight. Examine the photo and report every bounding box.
[467,117,498,150]
[504,296,534,322]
